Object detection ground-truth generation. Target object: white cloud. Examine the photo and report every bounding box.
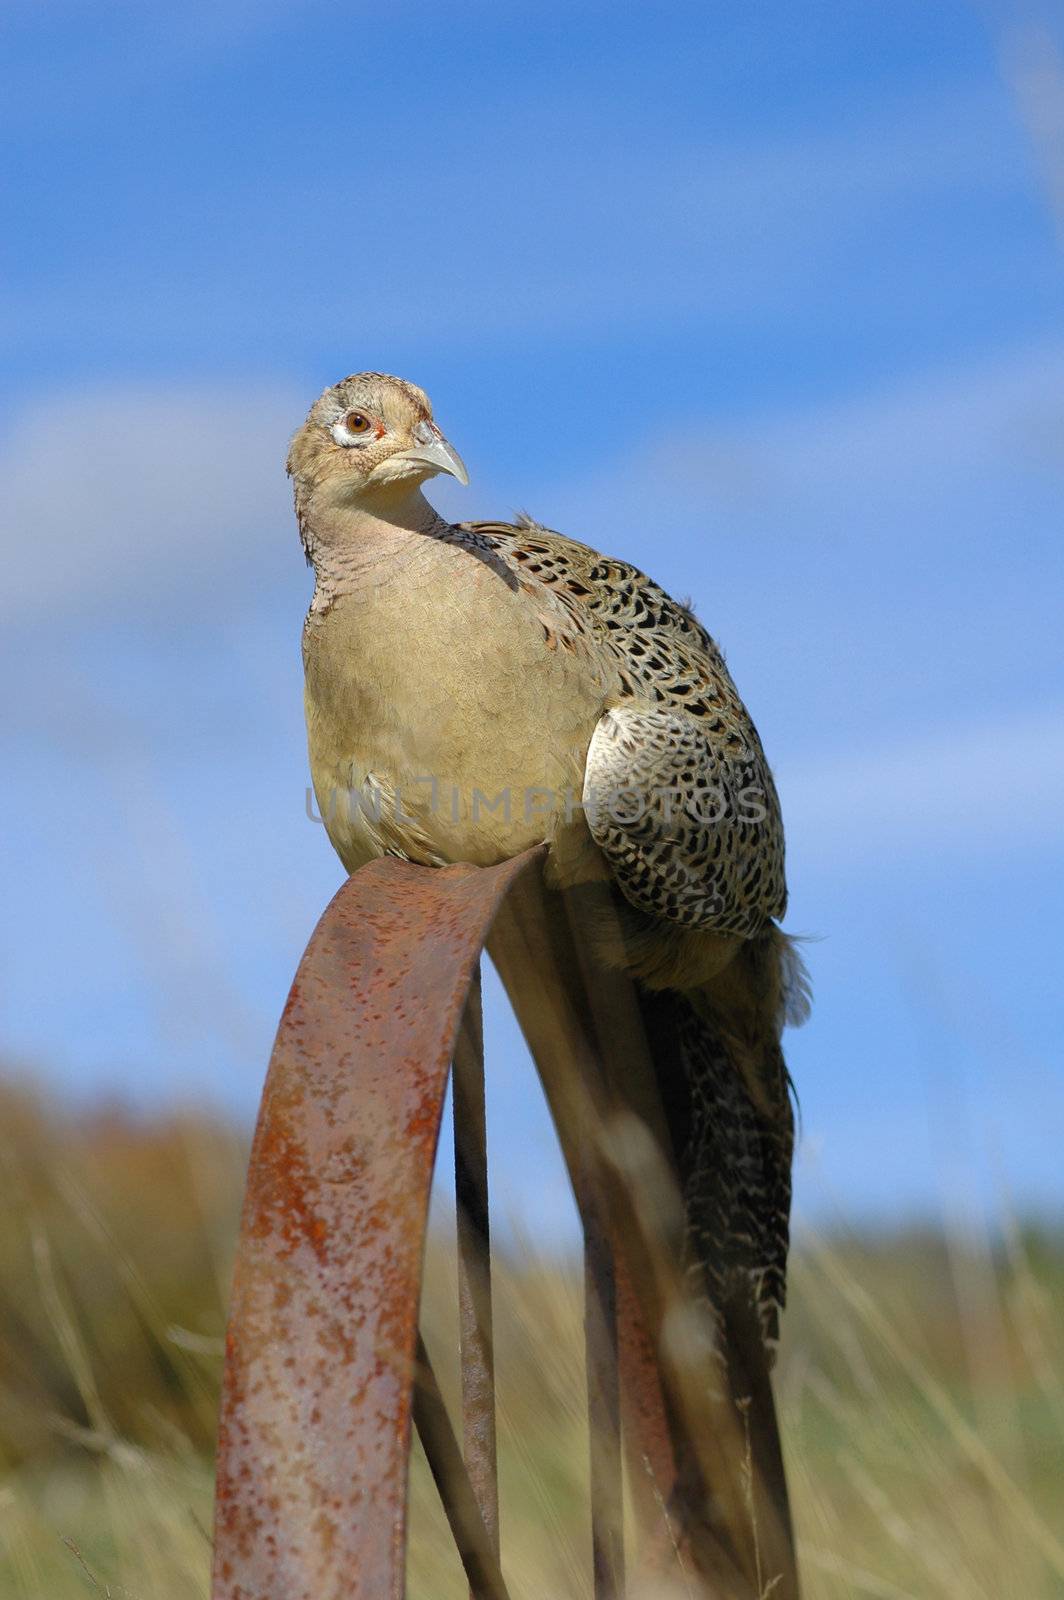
[778,707,1064,866]
[0,383,302,616]
[546,340,1064,545]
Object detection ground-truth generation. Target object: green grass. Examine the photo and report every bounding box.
[1,1077,1061,1599]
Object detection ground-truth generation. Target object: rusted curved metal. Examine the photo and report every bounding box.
[212,848,798,1600]
[488,872,799,1599]
[212,849,543,1600]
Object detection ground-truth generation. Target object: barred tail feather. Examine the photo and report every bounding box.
[637,944,797,1356]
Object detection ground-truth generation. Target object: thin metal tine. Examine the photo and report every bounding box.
[413,1334,512,1600]
[584,1186,626,1599]
[453,964,500,1561]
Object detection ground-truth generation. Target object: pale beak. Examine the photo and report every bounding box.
[386,421,469,487]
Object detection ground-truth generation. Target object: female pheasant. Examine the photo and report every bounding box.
[288,372,808,1357]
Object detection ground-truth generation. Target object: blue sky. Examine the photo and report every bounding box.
[2,0,1063,1233]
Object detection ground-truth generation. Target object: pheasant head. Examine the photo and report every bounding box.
[287,372,468,522]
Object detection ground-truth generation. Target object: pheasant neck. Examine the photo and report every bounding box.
[303,488,453,612]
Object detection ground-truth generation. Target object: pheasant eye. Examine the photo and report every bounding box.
[345,411,371,435]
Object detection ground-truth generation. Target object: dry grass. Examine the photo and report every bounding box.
[0,1076,1061,1599]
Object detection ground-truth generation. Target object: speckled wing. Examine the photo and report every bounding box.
[583,703,786,938]
[457,516,789,939]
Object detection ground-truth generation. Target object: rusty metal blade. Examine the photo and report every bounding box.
[488,869,798,1599]
[212,848,544,1600]
[453,965,500,1562]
